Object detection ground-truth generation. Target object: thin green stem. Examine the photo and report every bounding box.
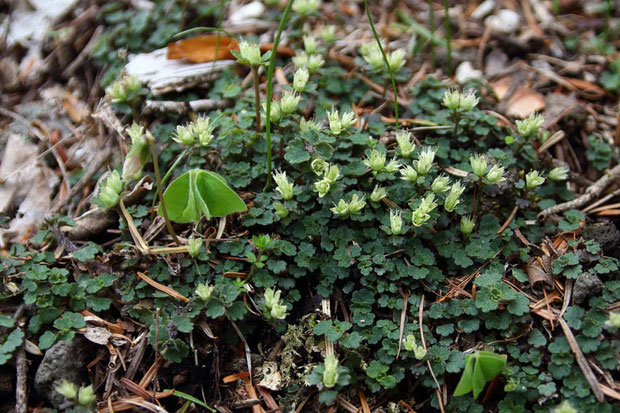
[152,146,192,208]
[147,132,181,246]
[604,0,612,42]
[443,0,452,75]
[364,0,399,130]
[252,66,261,133]
[265,0,294,190]
[428,0,435,69]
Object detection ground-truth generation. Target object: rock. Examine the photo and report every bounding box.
[572,273,604,305]
[34,336,89,408]
[485,9,520,34]
[471,0,496,20]
[582,220,620,259]
[455,61,483,84]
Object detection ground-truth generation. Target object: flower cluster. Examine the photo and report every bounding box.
[264,288,287,319]
[327,108,356,135]
[99,171,123,209]
[106,75,141,103]
[173,116,214,147]
[411,193,437,227]
[331,194,366,217]
[313,162,340,197]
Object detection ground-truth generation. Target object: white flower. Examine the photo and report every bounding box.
[548,166,569,181]
[293,67,309,92]
[273,170,295,200]
[415,147,436,176]
[525,170,545,189]
[442,89,479,113]
[516,113,544,137]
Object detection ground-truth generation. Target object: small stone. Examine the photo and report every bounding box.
[471,0,496,20]
[582,220,620,258]
[455,61,483,84]
[572,273,604,305]
[485,9,520,34]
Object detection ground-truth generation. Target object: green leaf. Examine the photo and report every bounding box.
[73,242,101,262]
[284,138,311,164]
[0,315,15,328]
[160,170,246,223]
[453,351,506,398]
[38,331,57,350]
[453,355,474,396]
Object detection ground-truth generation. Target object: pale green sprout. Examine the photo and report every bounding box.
[461,215,475,236]
[403,334,426,360]
[396,131,415,157]
[314,179,331,197]
[311,158,328,175]
[389,210,404,235]
[236,41,263,66]
[192,116,214,146]
[470,154,487,177]
[293,67,309,92]
[486,164,506,183]
[387,48,406,72]
[272,170,295,200]
[56,380,78,400]
[384,158,401,174]
[327,108,355,135]
[264,288,287,319]
[322,354,339,388]
[444,181,466,212]
[400,165,418,182]
[324,164,340,183]
[525,170,545,189]
[605,312,620,328]
[549,166,569,181]
[292,0,320,16]
[370,185,387,202]
[262,101,282,123]
[552,401,578,413]
[363,149,386,172]
[99,171,123,209]
[77,385,96,406]
[442,89,479,113]
[188,237,202,258]
[303,35,318,54]
[195,283,214,302]
[280,91,300,114]
[516,112,544,137]
[173,124,194,146]
[273,202,289,218]
[415,147,436,176]
[123,123,150,180]
[320,25,336,44]
[431,174,451,193]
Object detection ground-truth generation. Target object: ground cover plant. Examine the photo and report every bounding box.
[0,0,619,412]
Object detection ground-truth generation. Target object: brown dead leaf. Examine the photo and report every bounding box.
[526,256,553,286]
[506,87,545,118]
[491,76,512,100]
[168,35,239,63]
[82,325,112,345]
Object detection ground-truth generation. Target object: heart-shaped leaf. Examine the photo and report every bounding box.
[160,170,246,223]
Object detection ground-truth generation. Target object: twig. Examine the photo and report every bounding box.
[15,340,27,413]
[418,295,445,413]
[228,317,253,383]
[143,99,233,115]
[538,164,620,220]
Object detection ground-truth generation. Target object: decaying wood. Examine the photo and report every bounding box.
[143,98,233,115]
[14,341,27,413]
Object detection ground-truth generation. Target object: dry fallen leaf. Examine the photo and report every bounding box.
[168,35,239,63]
[82,325,112,345]
[506,87,545,118]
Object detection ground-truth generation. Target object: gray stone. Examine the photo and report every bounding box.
[572,273,604,305]
[34,336,88,408]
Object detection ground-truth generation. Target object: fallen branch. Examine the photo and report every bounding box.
[537,163,620,220]
[143,98,233,115]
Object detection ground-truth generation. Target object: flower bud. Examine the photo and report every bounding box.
[311,158,328,175]
[387,48,406,72]
[328,108,354,135]
[273,170,295,200]
[324,164,340,183]
[77,385,96,406]
[125,75,141,94]
[431,174,451,193]
[363,149,386,172]
[237,41,263,66]
[173,124,194,146]
[280,91,300,114]
[605,312,620,328]
[300,117,321,132]
[322,354,339,388]
[314,179,331,197]
[415,147,435,176]
[389,210,404,235]
[400,165,418,182]
[307,54,325,73]
[460,215,475,236]
[264,288,287,319]
[263,101,281,123]
[56,380,78,400]
[403,334,426,360]
[293,67,309,92]
[486,164,506,183]
[320,25,336,44]
[444,182,466,212]
[273,202,289,218]
[516,112,544,137]
[188,237,202,258]
[360,42,384,70]
[270,303,287,319]
[126,123,145,144]
[192,116,214,146]
[384,158,400,174]
[106,80,128,103]
[419,192,437,214]
[330,199,349,216]
[370,185,387,202]
[525,170,545,189]
[411,208,430,227]
[548,166,569,181]
[303,35,317,54]
[442,89,479,113]
[396,131,415,157]
[552,401,578,413]
[196,283,214,302]
[99,171,123,209]
[292,0,320,16]
[347,194,366,215]
[470,154,487,177]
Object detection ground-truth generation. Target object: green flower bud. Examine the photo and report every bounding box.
[303,35,317,54]
[126,123,145,144]
[400,165,418,182]
[314,179,331,197]
[320,25,336,44]
[460,215,475,236]
[192,116,214,147]
[324,164,340,183]
[280,91,300,114]
[442,89,479,112]
[516,112,544,137]
[188,237,202,258]
[106,79,128,103]
[360,42,384,70]
[273,170,295,200]
[322,354,339,388]
[347,194,366,215]
[389,209,404,235]
[363,149,386,172]
[605,312,620,328]
[444,181,466,212]
[370,185,387,202]
[387,48,406,72]
[263,101,282,123]
[173,124,194,146]
[384,158,400,174]
[264,288,287,319]
[419,192,437,214]
[237,41,263,66]
[56,380,78,400]
[396,131,415,157]
[123,124,150,181]
[525,170,545,189]
[300,117,321,132]
[486,164,506,183]
[125,75,141,94]
[273,202,289,218]
[403,334,426,360]
[470,154,487,177]
[77,385,96,406]
[431,174,451,193]
[292,0,320,16]
[270,303,287,319]
[293,67,309,92]
[292,52,309,69]
[328,108,355,135]
[99,171,123,209]
[548,166,569,181]
[411,208,430,227]
[311,158,328,175]
[330,199,349,216]
[552,401,578,413]
[415,147,435,176]
[196,283,214,302]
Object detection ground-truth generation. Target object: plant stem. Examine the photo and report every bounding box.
[364,0,399,130]
[428,0,435,69]
[443,0,452,75]
[146,132,181,246]
[252,66,261,133]
[152,146,192,209]
[265,0,294,191]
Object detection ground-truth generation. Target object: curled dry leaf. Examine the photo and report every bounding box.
[168,35,239,63]
[82,325,112,345]
[526,256,553,286]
